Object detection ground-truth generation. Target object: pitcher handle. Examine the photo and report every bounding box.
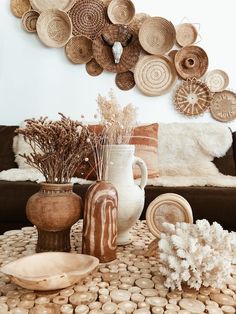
[133,156,148,190]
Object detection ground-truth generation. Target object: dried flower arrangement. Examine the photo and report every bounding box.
[97,90,138,144]
[159,219,236,290]
[16,113,89,184]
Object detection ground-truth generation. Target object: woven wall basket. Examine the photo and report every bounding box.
[29,0,76,13]
[65,35,93,64]
[107,0,135,25]
[175,45,208,79]
[115,71,135,90]
[86,58,103,76]
[22,10,40,32]
[139,17,176,55]
[176,23,198,47]
[36,9,72,48]
[205,69,229,93]
[210,90,236,122]
[93,24,141,73]
[69,0,107,39]
[174,78,212,116]
[129,13,149,35]
[11,0,31,18]
[134,55,177,96]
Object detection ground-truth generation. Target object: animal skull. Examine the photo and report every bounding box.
[112,41,123,64]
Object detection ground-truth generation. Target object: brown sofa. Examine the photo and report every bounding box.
[0,125,236,234]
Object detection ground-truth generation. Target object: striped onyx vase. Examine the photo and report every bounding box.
[82,180,118,263]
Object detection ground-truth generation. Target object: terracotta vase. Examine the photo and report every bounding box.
[104,145,148,245]
[26,183,81,252]
[82,180,118,263]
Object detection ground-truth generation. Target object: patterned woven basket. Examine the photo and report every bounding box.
[107,0,135,25]
[205,69,229,93]
[176,23,198,47]
[115,71,135,90]
[86,58,103,76]
[22,10,39,32]
[11,0,31,18]
[210,90,236,122]
[65,35,93,64]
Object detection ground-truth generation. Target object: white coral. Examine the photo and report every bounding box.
[158,219,236,290]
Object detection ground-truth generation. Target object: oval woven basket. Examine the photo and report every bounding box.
[134,55,177,96]
[205,69,229,92]
[65,35,93,64]
[115,71,135,91]
[69,0,107,39]
[175,45,208,79]
[139,17,176,55]
[174,78,212,116]
[22,10,39,32]
[107,0,135,25]
[176,23,198,47]
[210,90,236,122]
[29,0,76,12]
[36,9,72,48]
[86,58,103,76]
[11,0,31,18]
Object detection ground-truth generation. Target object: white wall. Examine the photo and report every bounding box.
[0,0,236,130]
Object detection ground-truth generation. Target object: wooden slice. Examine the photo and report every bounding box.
[115,71,135,91]
[210,90,236,122]
[205,69,229,92]
[11,0,31,18]
[65,35,93,64]
[176,23,198,47]
[146,193,193,238]
[179,299,205,313]
[22,10,39,32]
[86,58,103,76]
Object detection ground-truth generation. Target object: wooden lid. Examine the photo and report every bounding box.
[93,24,141,73]
[115,71,135,90]
[129,13,149,34]
[107,0,135,25]
[65,35,93,64]
[210,90,236,122]
[11,0,31,18]
[69,0,107,39]
[29,0,76,13]
[36,9,72,48]
[86,58,103,76]
[139,17,176,55]
[22,10,39,32]
[174,78,212,116]
[134,55,177,96]
[175,45,209,79]
[176,23,198,47]
[205,69,229,92]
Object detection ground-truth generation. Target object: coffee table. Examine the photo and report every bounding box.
[0,220,236,313]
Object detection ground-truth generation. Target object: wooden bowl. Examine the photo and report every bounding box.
[0,252,99,290]
[107,0,135,25]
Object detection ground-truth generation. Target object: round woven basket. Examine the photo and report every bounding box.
[205,69,229,92]
[134,55,177,96]
[168,49,178,61]
[93,24,141,73]
[129,13,150,35]
[107,0,135,25]
[115,71,135,90]
[174,45,208,79]
[22,10,39,32]
[69,0,107,39]
[11,0,31,18]
[36,9,72,48]
[174,79,212,116]
[29,0,76,13]
[65,35,93,64]
[139,17,176,55]
[86,58,103,76]
[176,23,198,47]
[210,90,236,122]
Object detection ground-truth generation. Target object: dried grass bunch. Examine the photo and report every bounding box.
[159,219,236,290]
[97,90,138,144]
[16,113,89,184]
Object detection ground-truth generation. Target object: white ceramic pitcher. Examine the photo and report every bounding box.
[104,145,148,245]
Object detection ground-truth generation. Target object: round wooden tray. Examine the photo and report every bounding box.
[176,23,198,47]
[175,45,208,79]
[65,35,93,64]
[11,0,31,18]
[115,71,135,90]
[174,78,212,116]
[22,10,39,32]
[36,9,72,48]
[134,55,177,96]
[210,90,236,122]
[139,17,176,55]
[29,0,76,12]
[146,193,193,238]
[107,0,135,25]
[205,69,229,92]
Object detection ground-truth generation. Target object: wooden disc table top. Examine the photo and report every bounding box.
[0,220,236,313]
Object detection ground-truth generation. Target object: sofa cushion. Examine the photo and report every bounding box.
[0,125,18,171]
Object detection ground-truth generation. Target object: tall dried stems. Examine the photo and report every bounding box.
[97,90,138,144]
[16,113,89,184]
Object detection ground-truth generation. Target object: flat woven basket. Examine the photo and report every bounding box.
[65,35,93,64]
[29,0,76,12]
[210,90,236,122]
[86,58,103,76]
[93,24,141,73]
[107,0,135,25]
[115,71,135,90]
[176,23,198,47]
[134,55,177,96]
[69,0,107,39]
[36,9,72,48]
[22,10,39,32]
[205,69,229,93]
[175,45,208,79]
[11,0,31,18]
[174,78,212,116]
[139,17,176,55]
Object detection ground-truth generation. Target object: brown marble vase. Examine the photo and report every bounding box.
[82,181,118,263]
[26,183,81,252]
